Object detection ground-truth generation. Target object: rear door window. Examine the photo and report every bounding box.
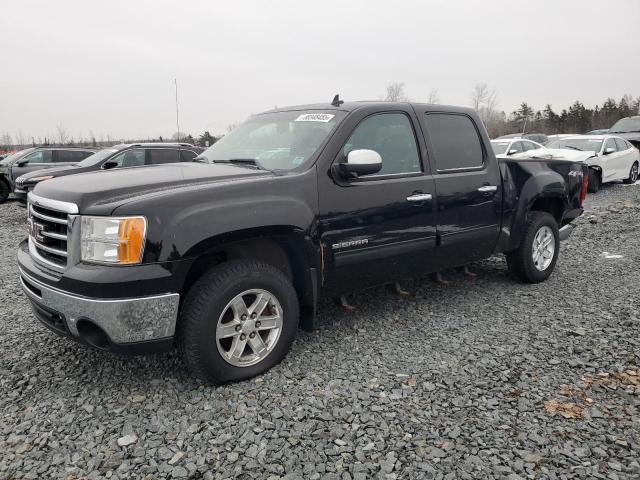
[147,149,180,165]
[56,150,89,163]
[614,138,628,151]
[424,113,484,171]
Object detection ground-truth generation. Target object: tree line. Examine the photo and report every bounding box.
[2,86,639,152]
[385,82,640,138]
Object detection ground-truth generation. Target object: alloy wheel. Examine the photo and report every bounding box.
[532,226,555,271]
[215,289,283,367]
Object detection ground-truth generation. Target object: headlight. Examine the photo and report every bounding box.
[29,175,54,182]
[80,216,147,264]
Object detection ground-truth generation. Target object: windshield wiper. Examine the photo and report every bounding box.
[212,158,267,170]
[563,146,582,151]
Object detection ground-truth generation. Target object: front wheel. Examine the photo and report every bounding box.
[587,169,600,193]
[178,259,299,384]
[623,161,639,184]
[506,212,560,283]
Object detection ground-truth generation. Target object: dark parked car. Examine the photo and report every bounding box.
[0,147,97,203]
[608,116,640,149]
[495,132,549,144]
[18,100,587,383]
[14,143,203,202]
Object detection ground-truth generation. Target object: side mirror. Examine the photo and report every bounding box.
[337,149,382,178]
[603,147,615,155]
[507,149,518,155]
[15,159,28,167]
[102,161,118,170]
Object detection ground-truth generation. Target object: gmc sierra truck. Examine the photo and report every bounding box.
[17,100,588,383]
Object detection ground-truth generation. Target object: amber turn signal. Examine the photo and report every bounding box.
[117,217,146,264]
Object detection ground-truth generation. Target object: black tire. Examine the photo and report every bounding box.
[623,161,639,184]
[506,211,560,283]
[587,169,600,193]
[0,180,9,204]
[177,259,299,384]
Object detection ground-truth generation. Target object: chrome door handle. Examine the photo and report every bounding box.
[478,185,497,192]
[406,193,433,202]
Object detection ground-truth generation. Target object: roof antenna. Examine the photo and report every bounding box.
[331,94,344,107]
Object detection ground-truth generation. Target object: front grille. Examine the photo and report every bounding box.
[28,202,70,269]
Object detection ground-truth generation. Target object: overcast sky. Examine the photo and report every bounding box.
[1,0,639,142]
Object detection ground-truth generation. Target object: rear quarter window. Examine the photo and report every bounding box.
[180,150,198,162]
[425,113,484,171]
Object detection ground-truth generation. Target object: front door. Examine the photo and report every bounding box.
[419,111,502,266]
[9,149,56,184]
[318,108,438,292]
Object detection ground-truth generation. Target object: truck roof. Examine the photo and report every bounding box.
[260,101,475,116]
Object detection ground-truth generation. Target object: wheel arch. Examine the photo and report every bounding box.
[179,226,320,331]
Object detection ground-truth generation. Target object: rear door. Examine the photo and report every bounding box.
[318,106,438,290]
[602,138,621,181]
[614,137,634,179]
[419,111,502,265]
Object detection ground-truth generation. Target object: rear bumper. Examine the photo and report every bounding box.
[19,267,179,353]
[559,223,575,241]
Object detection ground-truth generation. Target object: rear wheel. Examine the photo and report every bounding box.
[178,259,299,384]
[623,162,639,184]
[0,180,9,204]
[506,211,560,283]
[587,168,600,193]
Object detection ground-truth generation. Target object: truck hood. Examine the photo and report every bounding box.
[32,162,272,212]
[20,164,79,180]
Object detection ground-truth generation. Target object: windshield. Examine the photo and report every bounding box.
[491,142,510,155]
[609,117,640,133]
[0,148,34,166]
[77,148,119,167]
[546,138,603,153]
[199,110,346,170]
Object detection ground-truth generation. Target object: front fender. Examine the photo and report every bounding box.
[165,195,315,259]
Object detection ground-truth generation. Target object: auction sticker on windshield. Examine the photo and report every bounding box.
[295,113,335,122]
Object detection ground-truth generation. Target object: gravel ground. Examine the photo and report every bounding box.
[1,182,639,480]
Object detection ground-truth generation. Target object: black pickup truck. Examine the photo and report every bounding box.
[17,101,588,383]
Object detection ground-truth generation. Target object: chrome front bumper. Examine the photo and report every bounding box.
[19,268,180,345]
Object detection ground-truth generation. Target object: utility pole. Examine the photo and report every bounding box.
[174,78,180,142]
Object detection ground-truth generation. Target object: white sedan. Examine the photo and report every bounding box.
[521,135,640,192]
[490,138,546,159]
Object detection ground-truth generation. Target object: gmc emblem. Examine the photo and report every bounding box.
[27,218,45,242]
